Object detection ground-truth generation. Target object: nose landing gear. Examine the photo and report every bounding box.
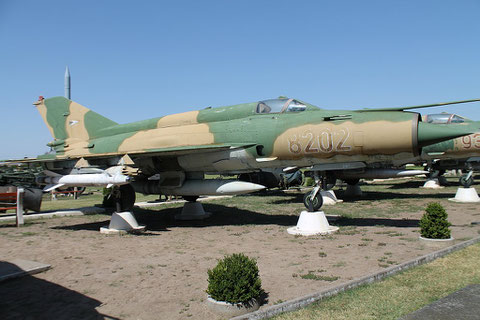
[303,172,335,212]
[459,170,474,188]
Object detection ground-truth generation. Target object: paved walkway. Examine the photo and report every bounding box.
[0,260,50,282]
[401,285,480,320]
[0,207,105,222]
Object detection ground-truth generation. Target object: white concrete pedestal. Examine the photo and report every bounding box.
[448,188,480,203]
[321,190,343,205]
[287,211,339,236]
[344,184,362,197]
[175,202,212,220]
[100,211,146,234]
[422,179,443,189]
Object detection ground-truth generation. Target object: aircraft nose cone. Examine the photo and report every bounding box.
[417,122,473,147]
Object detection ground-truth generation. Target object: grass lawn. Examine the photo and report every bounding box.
[272,242,480,320]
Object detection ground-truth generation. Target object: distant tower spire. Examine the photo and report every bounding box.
[64,66,71,99]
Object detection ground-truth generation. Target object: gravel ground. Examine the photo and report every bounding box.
[1,177,479,320]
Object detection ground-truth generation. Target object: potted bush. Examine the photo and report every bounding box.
[419,202,453,241]
[206,253,263,316]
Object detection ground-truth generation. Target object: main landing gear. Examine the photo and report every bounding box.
[103,184,136,212]
[100,184,144,234]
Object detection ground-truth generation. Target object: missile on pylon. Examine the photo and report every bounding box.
[132,179,265,196]
[38,170,131,192]
[336,169,428,180]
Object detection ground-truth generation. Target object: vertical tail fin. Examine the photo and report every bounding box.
[34,96,117,141]
[34,96,118,156]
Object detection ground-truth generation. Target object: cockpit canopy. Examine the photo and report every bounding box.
[256,98,307,114]
[424,113,467,124]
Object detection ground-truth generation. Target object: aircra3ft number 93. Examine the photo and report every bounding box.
[25,95,479,211]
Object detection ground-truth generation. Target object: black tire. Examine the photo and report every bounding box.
[303,191,323,212]
[118,184,136,211]
[102,194,115,208]
[183,195,199,202]
[23,188,43,212]
[325,175,336,190]
[344,178,360,186]
[459,175,474,188]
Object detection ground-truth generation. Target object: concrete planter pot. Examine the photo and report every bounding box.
[419,236,454,242]
[206,296,259,317]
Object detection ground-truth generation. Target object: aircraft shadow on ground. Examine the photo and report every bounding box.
[268,189,454,205]
[51,204,300,232]
[0,261,117,320]
[135,204,300,231]
[385,181,458,189]
[380,180,426,189]
[51,200,422,232]
[52,220,111,232]
[335,217,420,228]
[338,190,456,202]
[51,219,168,235]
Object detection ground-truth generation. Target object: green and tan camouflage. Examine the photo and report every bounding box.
[412,113,480,186]
[30,96,478,210]
[420,114,480,159]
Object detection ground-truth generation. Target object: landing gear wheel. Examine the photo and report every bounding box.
[325,175,336,190]
[303,191,323,212]
[183,196,199,202]
[115,184,136,212]
[460,175,474,188]
[102,190,115,209]
[345,178,360,186]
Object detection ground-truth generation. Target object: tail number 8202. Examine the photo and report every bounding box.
[288,129,352,154]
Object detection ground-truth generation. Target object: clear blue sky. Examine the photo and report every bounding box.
[1,0,479,159]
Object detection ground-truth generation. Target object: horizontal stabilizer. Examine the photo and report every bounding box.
[0,157,38,164]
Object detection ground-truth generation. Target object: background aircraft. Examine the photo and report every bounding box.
[413,113,480,187]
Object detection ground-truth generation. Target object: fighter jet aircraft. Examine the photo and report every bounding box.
[413,113,480,187]
[21,96,479,212]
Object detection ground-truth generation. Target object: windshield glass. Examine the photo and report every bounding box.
[425,113,466,124]
[256,98,307,114]
[451,115,465,123]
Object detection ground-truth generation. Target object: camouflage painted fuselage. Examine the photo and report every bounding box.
[421,130,480,160]
[34,96,431,177]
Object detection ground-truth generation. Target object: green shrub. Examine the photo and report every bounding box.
[419,202,452,239]
[206,253,262,304]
